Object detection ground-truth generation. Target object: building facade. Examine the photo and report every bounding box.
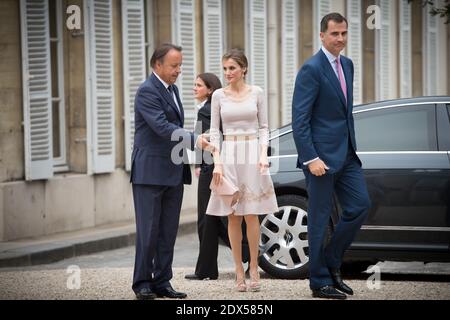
[0,0,449,241]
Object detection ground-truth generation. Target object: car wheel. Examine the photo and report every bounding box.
[258,194,332,279]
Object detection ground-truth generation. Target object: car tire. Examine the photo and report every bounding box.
[258,194,332,280]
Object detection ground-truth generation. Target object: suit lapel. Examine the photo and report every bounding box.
[318,50,347,109]
[151,74,183,123]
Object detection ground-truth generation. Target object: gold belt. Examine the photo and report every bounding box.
[224,135,257,141]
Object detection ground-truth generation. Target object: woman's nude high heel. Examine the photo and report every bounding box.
[235,275,247,292]
[248,270,261,292]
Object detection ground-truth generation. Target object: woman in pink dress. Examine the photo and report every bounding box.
[206,49,278,292]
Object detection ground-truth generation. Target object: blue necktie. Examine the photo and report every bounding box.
[167,85,181,114]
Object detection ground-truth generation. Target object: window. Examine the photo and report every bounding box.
[375,0,397,100]
[313,0,331,53]
[172,0,197,131]
[21,0,54,180]
[122,0,147,171]
[354,105,437,152]
[245,0,267,92]
[346,0,363,105]
[281,0,299,125]
[270,132,297,156]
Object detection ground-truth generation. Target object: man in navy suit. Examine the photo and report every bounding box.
[131,43,212,300]
[292,13,371,299]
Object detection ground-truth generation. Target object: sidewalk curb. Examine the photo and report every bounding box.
[0,211,197,268]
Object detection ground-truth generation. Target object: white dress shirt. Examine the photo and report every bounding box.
[153,72,181,114]
[153,73,205,150]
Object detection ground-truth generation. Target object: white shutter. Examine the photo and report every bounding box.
[346,0,363,105]
[281,0,298,125]
[20,0,53,181]
[399,0,412,98]
[122,0,146,172]
[313,0,331,53]
[84,0,115,174]
[245,0,267,93]
[172,0,197,131]
[376,0,395,100]
[423,3,438,96]
[203,0,224,78]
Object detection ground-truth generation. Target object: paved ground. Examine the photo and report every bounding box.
[0,232,449,300]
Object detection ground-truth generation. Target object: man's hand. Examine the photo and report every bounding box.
[308,159,330,177]
[195,167,201,178]
[196,134,215,152]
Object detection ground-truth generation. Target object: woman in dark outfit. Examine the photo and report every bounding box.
[185,73,249,280]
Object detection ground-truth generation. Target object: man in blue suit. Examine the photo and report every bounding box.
[131,43,212,300]
[292,13,371,299]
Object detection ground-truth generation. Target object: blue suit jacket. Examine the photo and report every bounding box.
[131,73,195,186]
[292,50,360,174]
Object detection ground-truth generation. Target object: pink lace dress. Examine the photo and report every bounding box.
[205,86,278,216]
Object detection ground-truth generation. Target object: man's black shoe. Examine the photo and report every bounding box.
[184,274,218,280]
[312,286,347,300]
[154,287,187,299]
[329,268,354,295]
[135,288,156,300]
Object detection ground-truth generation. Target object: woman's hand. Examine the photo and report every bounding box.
[195,167,201,178]
[213,164,223,186]
[259,155,270,174]
[308,159,330,177]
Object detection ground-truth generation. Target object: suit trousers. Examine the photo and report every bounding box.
[132,183,183,293]
[195,165,229,278]
[304,149,371,290]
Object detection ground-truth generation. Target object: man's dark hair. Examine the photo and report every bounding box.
[150,43,182,68]
[320,13,348,33]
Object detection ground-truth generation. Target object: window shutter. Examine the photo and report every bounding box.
[313,0,331,53]
[281,0,298,125]
[122,0,146,172]
[376,0,394,100]
[246,0,267,93]
[172,0,197,131]
[423,4,438,96]
[346,0,363,105]
[399,0,412,98]
[203,0,224,78]
[20,0,53,181]
[85,0,115,174]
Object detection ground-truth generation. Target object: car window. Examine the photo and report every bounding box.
[269,132,297,156]
[447,104,450,120]
[354,105,437,152]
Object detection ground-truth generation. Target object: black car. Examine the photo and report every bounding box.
[259,96,450,279]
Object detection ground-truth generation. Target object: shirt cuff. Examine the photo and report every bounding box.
[303,157,319,166]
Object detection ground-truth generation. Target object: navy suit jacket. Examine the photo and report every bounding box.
[131,73,196,186]
[292,49,360,174]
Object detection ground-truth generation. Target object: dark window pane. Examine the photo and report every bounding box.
[51,41,59,96]
[52,101,61,158]
[49,0,57,39]
[354,105,437,152]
